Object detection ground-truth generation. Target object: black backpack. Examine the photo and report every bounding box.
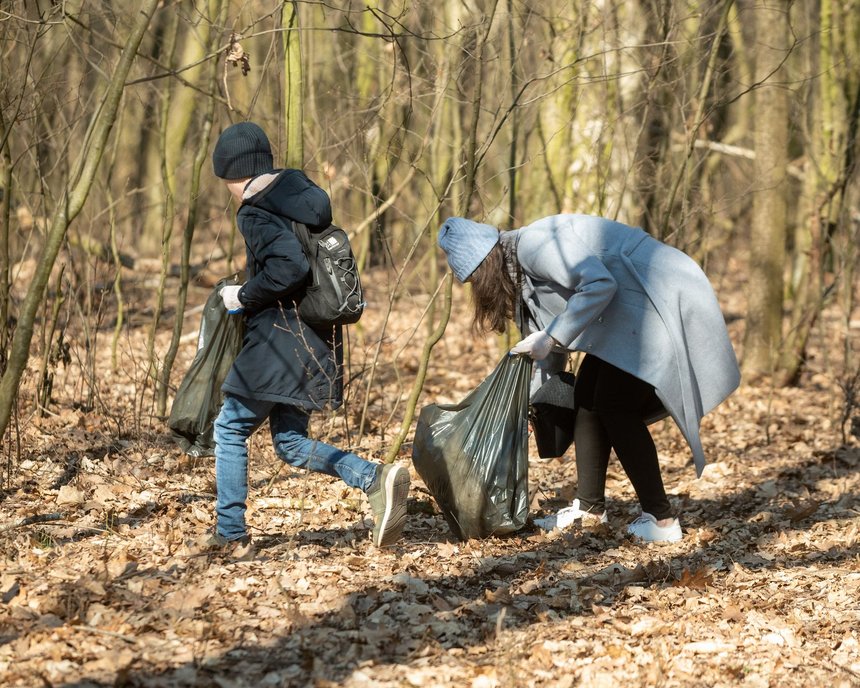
[290,220,365,326]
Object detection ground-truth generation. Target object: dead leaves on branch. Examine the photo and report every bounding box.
[225,33,250,76]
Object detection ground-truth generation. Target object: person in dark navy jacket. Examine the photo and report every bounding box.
[209,122,408,552]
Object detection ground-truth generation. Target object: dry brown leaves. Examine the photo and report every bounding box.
[1,267,859,688]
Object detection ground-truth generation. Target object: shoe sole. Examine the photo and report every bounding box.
[374,465,409,547]
[533,516,556,531]
[535,504,608,532]
[630,535,683,543]
[627,527,683,543]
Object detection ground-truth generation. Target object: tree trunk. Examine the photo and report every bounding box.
[743,0,790,379]
[146,10,180,415]
[282,1,304,169]
[157,0,226,416]
[0,108,11,369]
[505,0,520,226]
[536,2,579,217]
[383,1,500,462]
[660,0,733,246]
[780,0,860,383]
[0,0,161,442]
[134,9,173,257]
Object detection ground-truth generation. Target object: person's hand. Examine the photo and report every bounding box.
[220,285,244,314]
[510,330,555,361]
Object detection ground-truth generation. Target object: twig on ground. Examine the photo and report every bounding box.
[0,512,66,533]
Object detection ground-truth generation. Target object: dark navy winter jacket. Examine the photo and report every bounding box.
[221,169,344,409]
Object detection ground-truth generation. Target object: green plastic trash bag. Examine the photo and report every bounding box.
[412,355,533,540]
[168,276,244,457]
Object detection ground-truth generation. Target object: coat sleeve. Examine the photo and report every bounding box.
[237,208,310,311]
[521,230,617,347]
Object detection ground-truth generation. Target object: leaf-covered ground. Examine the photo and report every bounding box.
[1,265,859,688]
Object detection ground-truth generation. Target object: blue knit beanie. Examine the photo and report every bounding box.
[437,217,500,282]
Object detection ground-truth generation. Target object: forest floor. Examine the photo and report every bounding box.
[1,260,859,688]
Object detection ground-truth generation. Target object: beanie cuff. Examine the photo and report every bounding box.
[213,150,274,180]
[212,122,274,179]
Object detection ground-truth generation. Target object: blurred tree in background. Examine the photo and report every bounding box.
[0,0,858,445]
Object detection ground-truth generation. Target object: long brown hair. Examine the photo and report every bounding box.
[469,242,517,334]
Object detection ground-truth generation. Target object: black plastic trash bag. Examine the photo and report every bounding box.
[529,368,669,459]
[529,370,577,459]
[412,355,532,540]
[168,276,244,457]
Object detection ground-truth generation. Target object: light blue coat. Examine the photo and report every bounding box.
[500,214,740,476]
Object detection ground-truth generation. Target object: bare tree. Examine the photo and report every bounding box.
[282,1,304,168]
[742,0,790,380]
[156,0,228,416]
[0,0,161,442]
[778,0,860,384]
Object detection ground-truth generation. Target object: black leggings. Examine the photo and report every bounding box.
[573,355,673,520]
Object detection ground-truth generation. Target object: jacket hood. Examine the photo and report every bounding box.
[242,169,332,228]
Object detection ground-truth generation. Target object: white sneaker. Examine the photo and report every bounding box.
[534,498,608,531]
[627,512,683,543]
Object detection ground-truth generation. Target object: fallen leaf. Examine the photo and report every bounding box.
[484,587,512,605]
[682,641,737,654]
[674,567,713,590]
[56,485,84,505]
[784,499,820,523]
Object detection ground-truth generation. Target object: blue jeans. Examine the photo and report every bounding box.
[214,393,379,540]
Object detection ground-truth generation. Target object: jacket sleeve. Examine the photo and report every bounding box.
[521,230,617,347]
[236,208,310,311]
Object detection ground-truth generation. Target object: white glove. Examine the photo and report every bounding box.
[220,285,244,314]
[510,330,555,361]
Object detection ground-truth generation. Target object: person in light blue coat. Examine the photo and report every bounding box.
[438,214,740,542]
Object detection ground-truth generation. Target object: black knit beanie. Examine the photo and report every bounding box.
[212,122,274,179]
